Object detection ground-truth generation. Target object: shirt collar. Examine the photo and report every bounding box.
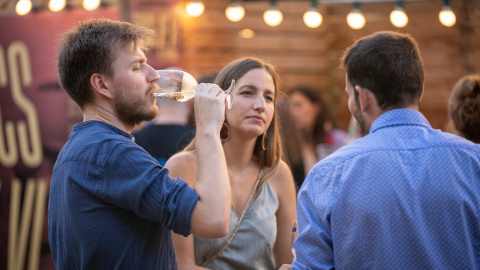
[74,120,135,140]
[370,109,432,134]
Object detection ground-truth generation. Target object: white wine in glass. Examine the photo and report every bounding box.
[155,69,234,108]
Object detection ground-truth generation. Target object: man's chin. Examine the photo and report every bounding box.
[150,107,159,120]
[120,110,158,128]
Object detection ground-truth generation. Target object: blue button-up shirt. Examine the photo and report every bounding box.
[292,109,480,270]
[49,120,199,270]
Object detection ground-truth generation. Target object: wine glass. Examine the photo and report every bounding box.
[291,220,299,256]
[155,69,235,109]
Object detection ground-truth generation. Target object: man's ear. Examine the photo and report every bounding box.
[354,85,370,112]
[90,73,113,99]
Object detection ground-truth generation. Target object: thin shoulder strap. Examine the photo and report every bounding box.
[200,168,264,267]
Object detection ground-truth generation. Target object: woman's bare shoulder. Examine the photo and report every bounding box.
[165,151,198,185]
[268,161,295,194]
[166,151,197,166]
[271,160,293,181]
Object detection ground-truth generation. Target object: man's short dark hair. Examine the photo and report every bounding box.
[342,31,425,110]
[57,19,155,109]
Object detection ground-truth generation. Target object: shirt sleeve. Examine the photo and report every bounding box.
[102,141,199,237]
[292,163,339,270]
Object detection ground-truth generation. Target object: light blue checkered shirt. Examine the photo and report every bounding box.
[292,109,480,270]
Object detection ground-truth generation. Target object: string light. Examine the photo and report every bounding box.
[263,0,283,27]
[347,2,366,30]
[186,0,205,17]
[48,0,66,12]
[15,0,32,15]
[390,1,408,28]
[303,0,323,28]
[439,0,455,27]
[83,0,101,11]
[226,0,245,22]
[13,0,459,31]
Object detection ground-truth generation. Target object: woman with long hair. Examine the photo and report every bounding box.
[165,57,296,269]
[286,86,348,188]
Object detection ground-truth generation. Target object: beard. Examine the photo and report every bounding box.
[114,84,159,128]
[353,100,369,136]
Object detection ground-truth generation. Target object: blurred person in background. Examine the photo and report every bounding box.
[448,74,480,143]
[166,57,296,270]
[285,86,348,188]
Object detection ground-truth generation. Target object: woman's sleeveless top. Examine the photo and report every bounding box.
[194,182,279,270]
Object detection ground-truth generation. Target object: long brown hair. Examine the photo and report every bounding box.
[183,57,284,184]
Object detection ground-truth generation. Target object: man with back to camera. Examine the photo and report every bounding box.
[49,19,231,269]
[280,31,480,269]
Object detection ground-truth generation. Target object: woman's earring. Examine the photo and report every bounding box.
[220,122,231,142]
[262,131,267,151]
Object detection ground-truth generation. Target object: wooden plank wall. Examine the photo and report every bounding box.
[178,0,480,131]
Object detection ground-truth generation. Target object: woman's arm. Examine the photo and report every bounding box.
[190,84,231,238]
[270,160,297,267]
[166,153,209,270]
[172,233,207,270]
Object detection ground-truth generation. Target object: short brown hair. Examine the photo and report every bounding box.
[448,74,480,143]
[342,31,425,110]
[57,19,154,109]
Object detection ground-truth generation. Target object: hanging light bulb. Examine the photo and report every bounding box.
[303,0,322,28]
[49,0,66,12]
[439,0,456,27]
[263,8,282,27]
[390,1,408,28]
[15,0,32,15]
[304,8,322,28]
[263,0,283,27]
[226,1,245,22]
[347,3,366,30]
[83,0,101,11]
[186,0,205,17]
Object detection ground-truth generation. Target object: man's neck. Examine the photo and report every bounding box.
[83,103,133,133]
[152,115,189,126]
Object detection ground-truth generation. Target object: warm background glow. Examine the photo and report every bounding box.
[390,8,408,28]
[347,9,365,30]
[186,1,205,17]
[226,4,245,22]
[303,9,323,28]
[439,8,456,27]
[83,0,101,11]
[15,0,32,15]
[263,8,283,26]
